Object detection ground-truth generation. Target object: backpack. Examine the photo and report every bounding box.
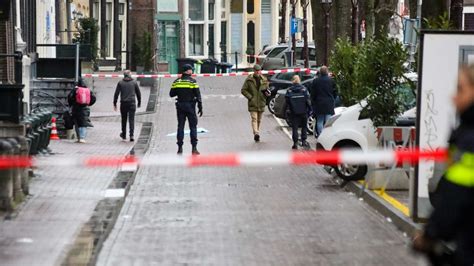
[288,89,308,115]
[75,86,91,105]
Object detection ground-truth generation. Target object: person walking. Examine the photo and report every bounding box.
[67,78,96,143]
[241,64,270,142]
[285,75,312,150]
[413,64,474,266]
[310,66,337,137]
[113,70,141,142]
[170,64,203,155]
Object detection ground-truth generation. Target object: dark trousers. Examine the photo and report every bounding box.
[290,114,308,144]
[176,102,198,146]
[120,102,136,138]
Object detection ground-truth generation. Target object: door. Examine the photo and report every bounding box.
[158,21,180,74]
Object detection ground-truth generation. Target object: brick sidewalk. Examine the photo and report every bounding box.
[97,77,426,265]
[0,121,141,266]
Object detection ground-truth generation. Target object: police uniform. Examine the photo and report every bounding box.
[285,83,312,149]
[170,66,203,154]
[422,104,474,265]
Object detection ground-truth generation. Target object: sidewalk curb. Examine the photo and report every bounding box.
[62,122,153,265]
[339,177,422,237]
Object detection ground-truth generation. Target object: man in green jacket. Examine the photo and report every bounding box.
[241,65,269,142]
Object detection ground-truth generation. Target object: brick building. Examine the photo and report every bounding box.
[129,0,157,71]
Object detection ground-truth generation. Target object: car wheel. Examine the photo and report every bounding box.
[307,116,315,135]
[267,96,276,114]
[334,144,368,181]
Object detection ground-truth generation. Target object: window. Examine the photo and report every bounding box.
[105,21,111,56]
[189,24,204,56]
[247,0,254,14]
[220,21,227,62]
[231,0,243,13]
[106,3,112,21]
[189,0,204,20]
[295,47,303,59]
[267,47,286,58]
[119,3,125,15]
[209,0,215,20]
[247,21,255,62]
[208,24,215,58]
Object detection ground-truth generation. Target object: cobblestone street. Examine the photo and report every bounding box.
[96,77,426,265]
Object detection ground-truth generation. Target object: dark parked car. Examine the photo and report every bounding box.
[267,70,317,114]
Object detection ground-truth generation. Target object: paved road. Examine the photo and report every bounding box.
[97,76,426,265]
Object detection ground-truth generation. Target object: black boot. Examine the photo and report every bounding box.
[192,146,200,155]
[177,146,183,155]
[292,143,298,150]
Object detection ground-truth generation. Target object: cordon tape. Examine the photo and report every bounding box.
[0,149,448,170]
[82,68,317,79]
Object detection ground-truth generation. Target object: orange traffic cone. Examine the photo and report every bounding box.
[50,117,60,140]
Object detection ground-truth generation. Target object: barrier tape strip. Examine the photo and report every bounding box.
[81,68,317,79]
[0,149,448,170]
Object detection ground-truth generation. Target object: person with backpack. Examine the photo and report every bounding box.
[67,78,96,143]
[113,70,142,142]
[285,75,312,150]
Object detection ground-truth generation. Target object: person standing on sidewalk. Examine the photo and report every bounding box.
[67,78,96,143]
[241,64,270,142]
[310,66,336,138]
[413,64,474,266]
[170,64,203,155]
[114,70,141,142]
[285,75,312,150]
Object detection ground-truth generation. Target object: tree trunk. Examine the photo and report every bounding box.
[351,0,359,44]
[450,0,464,29]
[408,0,417,19]
[114,0,121,70]
[310,0,324,65]
[280,0,288,43]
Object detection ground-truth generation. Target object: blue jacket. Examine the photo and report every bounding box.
[285,84,312,116]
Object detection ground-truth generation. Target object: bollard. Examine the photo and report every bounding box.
[0,140,14,211]
[15,136,30,195]
[6,138,24,202]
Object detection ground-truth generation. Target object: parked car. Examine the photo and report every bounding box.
[267,69,318,114]
[316,74,417,181]
[261,42,317,70]
[255,45,276,66]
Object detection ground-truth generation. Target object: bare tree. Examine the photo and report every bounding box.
[351,0,359,44]
[280,0,288,43]
[301,0,310,67]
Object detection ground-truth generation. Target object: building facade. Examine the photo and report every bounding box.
[464,0,474,30]
[156,0,313,73]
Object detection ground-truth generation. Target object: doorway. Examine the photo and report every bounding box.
[158,21,180,74]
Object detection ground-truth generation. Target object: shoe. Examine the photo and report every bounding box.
[177,146,183,155]
[79,139,86,144]
[302,141,311,150]
[120,133,126,140]
[192,146,200,155]
[292,144,298,150]
[130,137,134,142]
[254,134,260,142]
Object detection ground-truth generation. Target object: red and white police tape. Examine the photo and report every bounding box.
[0,149,447,170]
[81,68,317,79]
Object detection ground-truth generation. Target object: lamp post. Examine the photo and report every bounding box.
[320,0,332,66]
[301,0,310,68]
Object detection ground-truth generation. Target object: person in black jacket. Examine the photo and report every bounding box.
[170,64,203,155]
[113,70,141,142]
[310,66,337,137]
[67,78,96,143]
[413,64,474,266]
[285,75,312,150]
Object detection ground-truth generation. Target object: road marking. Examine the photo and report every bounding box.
[273,114,293,140]
[104,189,126,198]
[373,189,410,217]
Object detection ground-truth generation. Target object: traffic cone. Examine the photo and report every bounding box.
[50,117,60,140]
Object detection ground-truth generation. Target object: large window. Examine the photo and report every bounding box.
[189,0,204,20]
[221,21,227,62]
[208,24,215,58]
[189,24,204,56]
[209,0,215,20]
[247,0,254,14]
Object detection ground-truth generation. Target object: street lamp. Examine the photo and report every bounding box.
[320,0,332,66]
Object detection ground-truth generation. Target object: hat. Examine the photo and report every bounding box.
[253,64,262,71]
[182,64,194,73]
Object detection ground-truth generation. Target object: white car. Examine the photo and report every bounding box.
[316,76,417,180]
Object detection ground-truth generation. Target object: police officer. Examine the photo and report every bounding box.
[413,64,474,265]
[285,75,312,150]
[170,64,203,155]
